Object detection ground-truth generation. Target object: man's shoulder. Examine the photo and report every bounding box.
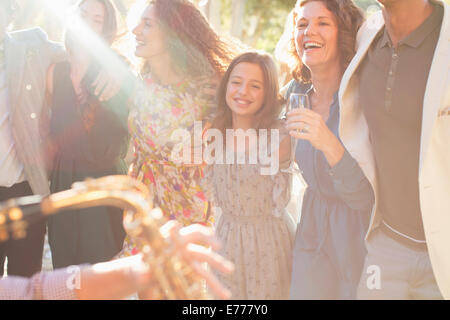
[8,27,50,46]
[356,11,384,49]
[7,27,66,62]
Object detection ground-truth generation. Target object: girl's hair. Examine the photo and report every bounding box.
[212,51,284,134]
[276,0,364,83]
[78,0,119,44]
[142,0,237,77]
[65,0,120,51]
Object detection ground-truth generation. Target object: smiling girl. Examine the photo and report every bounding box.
[205,52,295,299]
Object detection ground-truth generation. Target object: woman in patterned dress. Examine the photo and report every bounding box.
[122,0,237,255]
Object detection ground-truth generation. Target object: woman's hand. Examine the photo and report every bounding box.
[91,70,122,102]
[285,108,344,167]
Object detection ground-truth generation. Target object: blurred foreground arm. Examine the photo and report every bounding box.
[0,222,233,300]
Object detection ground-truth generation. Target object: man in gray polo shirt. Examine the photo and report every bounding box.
[359,2,443,250]
[339,0,450,299]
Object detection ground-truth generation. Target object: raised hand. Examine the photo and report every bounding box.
[285,108,344,167]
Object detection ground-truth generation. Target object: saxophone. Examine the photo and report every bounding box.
[0,175,209,299]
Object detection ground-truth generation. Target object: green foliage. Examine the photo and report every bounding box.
[244,0,295,53]
[219,0,379,54]
[217,0,296,54]
[353,0,379,11]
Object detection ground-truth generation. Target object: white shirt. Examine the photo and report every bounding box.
[0,66,25,187]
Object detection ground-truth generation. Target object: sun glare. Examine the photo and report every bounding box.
[39,0,141,107]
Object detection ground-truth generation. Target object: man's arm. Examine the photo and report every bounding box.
[0,267,79,300]
[0,222,234,300]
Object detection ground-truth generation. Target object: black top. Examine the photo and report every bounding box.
[49,61,129,169]
[47,60,130,268]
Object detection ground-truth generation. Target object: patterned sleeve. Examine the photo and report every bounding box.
[198,164,219,226]
[200,165,216,202]
[0,267,82,300]
[129,79,146,110]
[195,74,220,123]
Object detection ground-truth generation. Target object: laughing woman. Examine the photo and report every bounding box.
[277,0,374,299]
[121,0,237,256]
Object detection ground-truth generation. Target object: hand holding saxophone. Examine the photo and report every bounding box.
[76,221,234,300]
[0,176,234,300]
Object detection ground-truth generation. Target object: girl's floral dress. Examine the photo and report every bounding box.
[121,74,217,256]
